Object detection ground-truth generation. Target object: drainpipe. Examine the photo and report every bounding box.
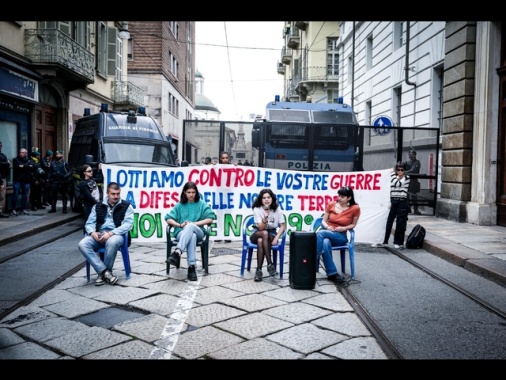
[405,21,416,87]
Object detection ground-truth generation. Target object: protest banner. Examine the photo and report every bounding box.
[103,164,391,243]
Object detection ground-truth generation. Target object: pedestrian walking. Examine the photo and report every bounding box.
[47,149,72,214]
[372,162,411,249]
[78,182,134,286]
[250,188,285,282]
[10,148,35,216]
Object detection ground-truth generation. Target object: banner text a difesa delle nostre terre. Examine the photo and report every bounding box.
[103,164,391,244]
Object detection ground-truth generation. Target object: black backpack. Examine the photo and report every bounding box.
[406,224,426,249]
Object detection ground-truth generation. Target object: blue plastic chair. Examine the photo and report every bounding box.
[240,215,287,279]
[312,217,355,280]
[85,233,131,282]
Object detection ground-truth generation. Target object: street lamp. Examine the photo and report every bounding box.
[119,21,130,40]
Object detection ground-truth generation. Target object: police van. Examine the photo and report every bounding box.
[68,104,177,211]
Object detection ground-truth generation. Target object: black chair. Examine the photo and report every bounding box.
[166,223,212,275]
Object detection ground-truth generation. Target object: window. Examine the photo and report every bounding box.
[347,56,353,85]
[97,22,108,77]
[127,37,133,60]
[169,21,179,42]
[327,38,339,77]
[169,51,178,78]
[432,65,444,130]
[393,87,402,127]
[393,22,403,51]
[327,89,339,103]
[366,36,373,71]
[107,27,119,78]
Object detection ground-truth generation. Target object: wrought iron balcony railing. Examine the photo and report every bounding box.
[112,80,144,109]
[24,29,94,82]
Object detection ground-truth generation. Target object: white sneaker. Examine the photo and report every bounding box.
[21,210,30,215]
[10,210,18,216]
[371,243,385,248]
[394,244,406,249]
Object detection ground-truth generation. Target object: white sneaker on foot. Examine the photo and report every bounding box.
[394,244,406,249]
[371,243,385,248]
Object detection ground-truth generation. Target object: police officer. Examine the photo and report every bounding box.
[47,149,72,214]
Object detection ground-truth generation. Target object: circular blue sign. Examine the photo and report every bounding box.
[373,116,393,136]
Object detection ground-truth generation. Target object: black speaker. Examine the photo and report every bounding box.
[289,231,316,289]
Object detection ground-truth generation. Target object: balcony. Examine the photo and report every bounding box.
[24,29,94,90]
[281,47,292,64]
[287,28,300,49]
[277,62,285,75]
[295,21,308,31]
[112,80,145,110]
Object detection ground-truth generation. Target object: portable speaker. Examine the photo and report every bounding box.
[289,231,316,289]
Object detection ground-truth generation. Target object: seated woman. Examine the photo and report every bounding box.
[250,188,286,282]
[165,181,216,281]
[316,186,360,284]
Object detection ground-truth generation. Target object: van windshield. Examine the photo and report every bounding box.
[103,142,175,166]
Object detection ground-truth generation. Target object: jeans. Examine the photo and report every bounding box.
[11,181,30,211]
[78,234,124,274]
[316,229,348,276]
[175,223,205,266]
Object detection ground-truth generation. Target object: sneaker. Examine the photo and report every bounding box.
[371,243,385,248]
[328,273,347,284]
[267,263,278,278]
[394,244,406,249]
[21,210,30,215]
[187,265,197,281]
[10,210,18,216]
[95,273,105,286]
[224,240,232,243]
[103,270,118,285]
[254,268,263,282]
[167,248,181,269]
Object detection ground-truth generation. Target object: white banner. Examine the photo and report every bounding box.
[103,164,391,244]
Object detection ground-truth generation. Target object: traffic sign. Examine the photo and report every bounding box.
[373,116,393,136]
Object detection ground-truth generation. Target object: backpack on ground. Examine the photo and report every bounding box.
[406,224,426,249]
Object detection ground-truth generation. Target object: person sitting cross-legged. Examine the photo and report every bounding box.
[78,182,134,286]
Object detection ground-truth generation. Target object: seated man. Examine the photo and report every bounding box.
[78,182,134,286]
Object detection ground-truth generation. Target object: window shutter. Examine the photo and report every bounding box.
[107,27,117,77]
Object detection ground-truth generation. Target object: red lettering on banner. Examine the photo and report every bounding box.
[329,172,382,190]
[188,167,256,187]
[139,191,179,209]
[298,195,337,211]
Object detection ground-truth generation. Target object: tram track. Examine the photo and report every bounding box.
[340,244,506,359]
[0,221,85,320]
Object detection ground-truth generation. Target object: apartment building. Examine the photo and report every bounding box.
[278,21,340,103]
[127,21,196,157]
[279,21,506,227]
